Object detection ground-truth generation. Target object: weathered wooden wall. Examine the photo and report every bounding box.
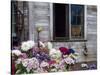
[86,5,97,61]
[28,2,97,62]
[29,2,50,41]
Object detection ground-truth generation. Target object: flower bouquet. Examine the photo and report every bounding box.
[11,41,79,74]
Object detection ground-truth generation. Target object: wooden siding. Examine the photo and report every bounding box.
[28,2,97,62]
[29,2,50,41]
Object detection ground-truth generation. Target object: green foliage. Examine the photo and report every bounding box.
[16,63,27,74]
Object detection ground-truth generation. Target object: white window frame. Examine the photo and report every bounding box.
[50,3,53,40]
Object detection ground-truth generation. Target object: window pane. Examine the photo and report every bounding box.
[71,26,82,38]
[53,3,69,40]
[71,16,77,25]
[76,16,81,25]
[71,5,84,25]
[71,5,84,39]
[71,5,83,15]
[54,4,66,37]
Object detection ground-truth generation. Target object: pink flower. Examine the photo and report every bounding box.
[49,60,56,65]
[20,53,27,59]
[40,61,49,68]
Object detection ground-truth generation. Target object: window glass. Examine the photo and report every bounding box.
[71,5,84,39]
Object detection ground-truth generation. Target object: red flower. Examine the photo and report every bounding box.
[59,47,70,55]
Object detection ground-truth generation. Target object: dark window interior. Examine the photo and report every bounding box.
[53,3,69,40]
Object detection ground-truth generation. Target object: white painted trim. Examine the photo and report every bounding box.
[84,5,87,40]
[50,3,53,40]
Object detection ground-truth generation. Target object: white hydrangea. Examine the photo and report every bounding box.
[47,42,52,50]
[27,40,35,49]
[21,42,30,51]
[49,49,62,59]
[49,48,56,55]
[55,50,62,59]
[21,40,35,51]
[12,50,22,56]
[22,58,29,67]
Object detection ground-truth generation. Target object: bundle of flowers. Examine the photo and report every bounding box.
[15,57,39,73]
[59,47,79,61]
[11,41,79,74]
[21,40,35,52]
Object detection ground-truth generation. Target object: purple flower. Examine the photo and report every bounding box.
[64,57,75,65]
[34,52,50,62]
[89,64,97,69]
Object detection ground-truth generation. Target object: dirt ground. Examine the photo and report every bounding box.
[69,61,97,71]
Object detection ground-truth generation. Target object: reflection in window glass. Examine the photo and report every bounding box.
[71,5,84,25]
[71,5,84,39]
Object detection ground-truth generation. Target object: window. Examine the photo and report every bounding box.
[53,3,85,41]
[71,5,84,39]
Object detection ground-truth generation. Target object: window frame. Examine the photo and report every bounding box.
[50,3,87,42]
[69,4,86,40]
